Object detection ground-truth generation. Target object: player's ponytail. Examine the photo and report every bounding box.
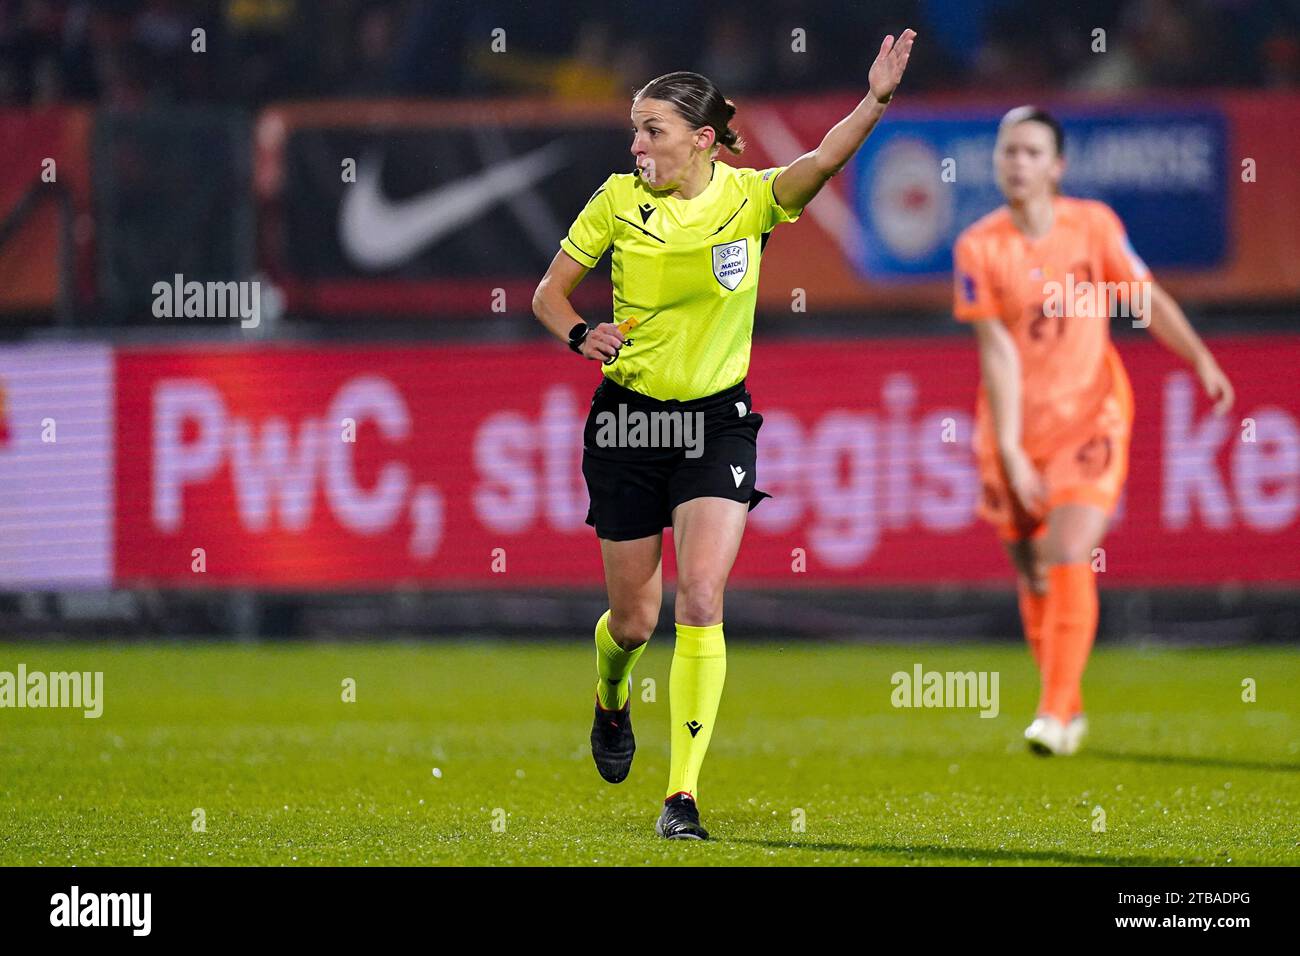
[633,72,746,156]
[717,98,744,154]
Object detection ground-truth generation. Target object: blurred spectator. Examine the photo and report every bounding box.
[1070,0,1214,91]
[466,18,628,100]
[1263,28,1300,87]
[344,2,401,95]
[221,0,301,103]
[698,14,763,93]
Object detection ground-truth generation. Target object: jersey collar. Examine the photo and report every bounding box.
[662,160,718,205]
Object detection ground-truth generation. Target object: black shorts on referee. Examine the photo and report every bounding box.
[582,377,770,541]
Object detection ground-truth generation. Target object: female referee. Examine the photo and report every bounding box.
[953,107,1236,756]
[532,32,916,839]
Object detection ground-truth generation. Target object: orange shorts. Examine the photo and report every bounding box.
[976,356,1134,543]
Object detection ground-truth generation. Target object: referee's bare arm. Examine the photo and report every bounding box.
[532,250,625,362]
[774,29,916,211]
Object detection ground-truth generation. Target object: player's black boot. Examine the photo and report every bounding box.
[590,693,635,783]
[655,792,709,840]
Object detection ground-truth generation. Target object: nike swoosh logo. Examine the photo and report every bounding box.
[730,465,746,487]
[339,140,570,270]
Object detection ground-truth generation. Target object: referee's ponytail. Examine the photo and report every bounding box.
[633,71,746,156]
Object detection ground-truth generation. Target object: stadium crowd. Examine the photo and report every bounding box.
[1,0,1297,108]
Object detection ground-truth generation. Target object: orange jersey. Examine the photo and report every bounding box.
[953,196,1149,459]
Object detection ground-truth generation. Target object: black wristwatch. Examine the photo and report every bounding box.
[567,321,590,354]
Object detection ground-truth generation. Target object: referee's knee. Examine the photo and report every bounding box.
[608,607,657,648]
[675,581,724,628]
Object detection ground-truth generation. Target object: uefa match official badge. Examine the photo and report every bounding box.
[711,239,748,290]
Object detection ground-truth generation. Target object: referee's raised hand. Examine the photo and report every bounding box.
[869,28,916,104]
[580,322,626,362]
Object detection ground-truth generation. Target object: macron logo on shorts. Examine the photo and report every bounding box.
[730,465,746,487]
[735,401,747,417]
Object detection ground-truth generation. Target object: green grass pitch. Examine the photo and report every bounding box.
[1,640,1296,866]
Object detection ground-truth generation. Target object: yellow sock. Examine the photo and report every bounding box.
[594,610,646,710]
[666,621,726,802]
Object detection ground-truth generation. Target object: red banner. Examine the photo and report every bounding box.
[113,338,1300,588]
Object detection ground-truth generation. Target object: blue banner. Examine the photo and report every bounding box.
[852,109,1228,279]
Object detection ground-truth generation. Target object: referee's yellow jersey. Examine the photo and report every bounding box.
[560,160,802,401]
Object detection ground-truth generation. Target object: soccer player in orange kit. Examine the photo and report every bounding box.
[952,107,1236,755]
